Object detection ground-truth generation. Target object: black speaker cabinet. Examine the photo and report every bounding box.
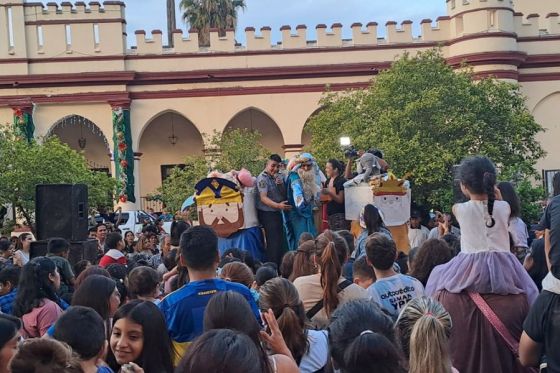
[36,184,88,241]
[30,239,99,266]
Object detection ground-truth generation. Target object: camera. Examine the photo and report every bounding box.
[343,146,358,159]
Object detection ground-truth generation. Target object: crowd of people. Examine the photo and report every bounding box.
[0,154,558,373]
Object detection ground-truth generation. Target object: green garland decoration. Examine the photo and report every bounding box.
[13,108,35,143]
[112,107,136,203]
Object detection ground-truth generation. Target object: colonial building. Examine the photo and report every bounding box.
[1,0,559,208]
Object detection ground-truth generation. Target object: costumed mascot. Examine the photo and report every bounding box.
[372,173,412,253]
[194,169,264,260]
[284,153,321,250]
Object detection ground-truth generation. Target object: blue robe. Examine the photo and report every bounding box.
[284,171,317,250]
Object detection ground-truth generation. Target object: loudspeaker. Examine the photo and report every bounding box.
[31,240,99,266]
[36,184,88,241]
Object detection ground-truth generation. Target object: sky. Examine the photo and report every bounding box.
[124,0,446,46]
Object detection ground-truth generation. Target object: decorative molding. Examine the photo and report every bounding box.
[451,6,514,19]
[25,18,126,25]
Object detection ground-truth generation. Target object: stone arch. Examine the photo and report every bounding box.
[224,107,285,153]
[531,91,560,173]
[138,111,204,199]
[48,115,111,171]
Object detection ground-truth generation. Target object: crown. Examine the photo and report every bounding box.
[371,172,407,195]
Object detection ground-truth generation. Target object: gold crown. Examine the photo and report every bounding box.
[371,172,406,195]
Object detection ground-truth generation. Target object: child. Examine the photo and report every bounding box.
[365,233,424,318]
[107,300,173,373]
[46,238,76,302]
[0,239,13,268]
[352,256,375,289]
[396,296,458,373]
[425,156,538,373]
[0,267,20,314]
[9,338,82,373]
[99,233,127,268]
[0,314,21,373]
[53,306,113,373]
[128,266,161,304]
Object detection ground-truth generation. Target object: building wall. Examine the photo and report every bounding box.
[1,0,559,206]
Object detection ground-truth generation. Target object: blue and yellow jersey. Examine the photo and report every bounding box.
[158,278,261,362]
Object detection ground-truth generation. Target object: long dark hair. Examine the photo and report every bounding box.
[71,274,116,320]
[107,300,173,373]
[457,156,497,228]
[316,230,348,317]
[177,329,264,373]
[497,181,521,219]
[259,278,308,364]
[409,239,453,287]
[289,240,318,282]
[203,291,273,373]
[15,232,32,252]
[13,256,61,317]
[363,204,384,235]
[328,159,344,177]
[329,299,406,373]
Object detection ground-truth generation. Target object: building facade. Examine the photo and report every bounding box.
[1,0,559,208]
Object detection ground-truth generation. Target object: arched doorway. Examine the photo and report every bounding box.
[48,115,111,172]
[224,108,284,154]
[138,111,204,202]
[301,107,324,149]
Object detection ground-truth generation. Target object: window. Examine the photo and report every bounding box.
[65,24,72,47]
[93,23,100,46]
[543,169,560,197]
[160,164,186,183]
[37,25,44,48]
[7,7,14,48]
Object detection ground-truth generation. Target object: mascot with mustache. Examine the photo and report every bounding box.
[284,153,322,250]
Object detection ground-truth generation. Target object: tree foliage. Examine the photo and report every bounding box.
[180,0,246,46]
[157,128,270,212]
[0,127,116,226]
[306,49,545,210]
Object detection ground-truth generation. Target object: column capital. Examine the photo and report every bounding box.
[10,100,33,113]
[109,96,131,109]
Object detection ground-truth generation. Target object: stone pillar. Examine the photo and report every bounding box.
[11,104,34,143]
[133,152,143,209]
[110,100,136,204]
[282,144,304,159]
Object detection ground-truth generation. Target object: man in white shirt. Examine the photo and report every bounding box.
[408,210,430,248]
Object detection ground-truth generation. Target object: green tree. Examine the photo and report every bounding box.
[180,0,246,46]
[157,155,209,214]
[207,128,270,176]
[0,128,116,226]
[307,49,545,210]
[156,128,270,213]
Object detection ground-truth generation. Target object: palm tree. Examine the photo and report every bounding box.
[180,0,246,47]
[166,0,176,47]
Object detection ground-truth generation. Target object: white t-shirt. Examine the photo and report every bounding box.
[299,330,329,373]
[367,274,424,318]
[408,225,430,248]
[508,216,529,248]
[453,200,511,253]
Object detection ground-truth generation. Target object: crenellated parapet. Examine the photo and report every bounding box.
[1,0,559,63]
[0,0,126,61]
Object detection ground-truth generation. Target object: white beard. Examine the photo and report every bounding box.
[298,168,319,203]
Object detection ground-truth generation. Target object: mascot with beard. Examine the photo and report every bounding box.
[284,153,321,250]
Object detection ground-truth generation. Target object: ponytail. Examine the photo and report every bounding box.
[343,331,402,373]
[276,306,308,364]
[320,239,342,317]
[408,315,453,373]
[259,278,308,365]
[483,171,496,228]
